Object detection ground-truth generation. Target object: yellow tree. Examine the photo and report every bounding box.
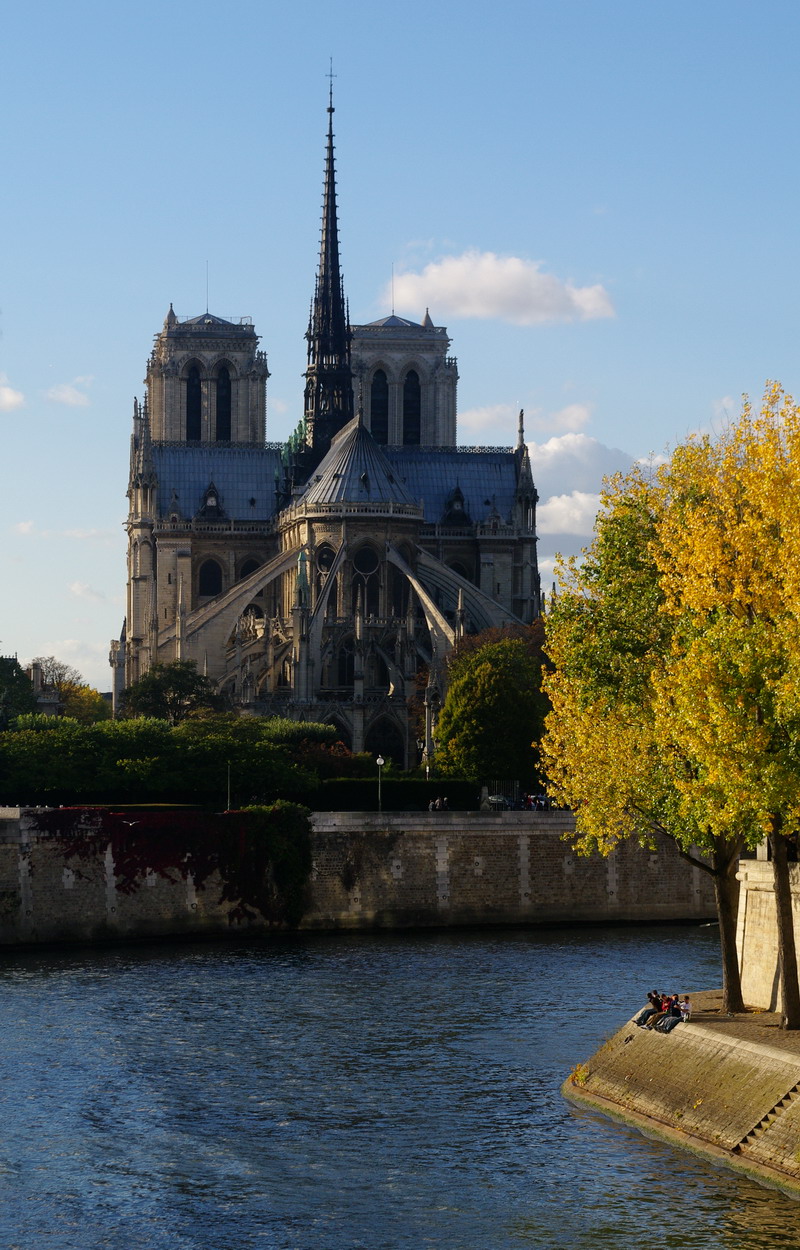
[652,385,800,1027]
[542,467,754,1013]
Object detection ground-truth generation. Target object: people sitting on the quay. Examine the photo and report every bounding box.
[655,994,692,1033]
[633,991,692,1033]
[645,993,680,1030]
[664,995,692,1030]
[633,991,663,1027]
[653,995,682,1031]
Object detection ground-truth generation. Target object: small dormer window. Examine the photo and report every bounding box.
[197,482,225,520]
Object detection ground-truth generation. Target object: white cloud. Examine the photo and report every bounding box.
[538,491,602,536]
[528,432,633,498]
[534,402,593,434]
[460,400,595,442]
[69,581,106,602]
[13,520,35,534]
[459,403,517,440]
[388,250,614,326]
[46,376,93,407]
[0,374,24,411]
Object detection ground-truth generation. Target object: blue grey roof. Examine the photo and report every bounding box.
[152,445,283,519]
[149,438,520,525]
[302,418,418,507]
[362,314,424,329]
[384,446,519,524]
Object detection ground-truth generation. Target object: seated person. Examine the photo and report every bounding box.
[634,991,662,1027]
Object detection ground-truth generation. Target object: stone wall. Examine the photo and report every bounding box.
[736,857,800,1010]
[564,1008,800,1197]
[307,811,715,930]
[0,807,715,946]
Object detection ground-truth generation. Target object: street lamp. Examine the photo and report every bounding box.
[376,754,385,813]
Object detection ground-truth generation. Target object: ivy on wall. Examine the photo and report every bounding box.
[29,803,312,926]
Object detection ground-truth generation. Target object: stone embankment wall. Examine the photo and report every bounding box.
[564,1009,800,1197]
[0,807,715,946]
[736,857,800,1010]
[307,812,715,929]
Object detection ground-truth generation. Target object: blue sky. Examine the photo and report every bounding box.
[2,0,800,689]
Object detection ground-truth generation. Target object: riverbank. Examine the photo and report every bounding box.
[0,808,715,944]
[564,989,800,1198]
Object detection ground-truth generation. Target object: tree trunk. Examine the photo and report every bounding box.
[769,818,800,1030]
[712,842,746,1014]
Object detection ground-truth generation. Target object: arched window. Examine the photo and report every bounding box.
[370,369,389,444]
[337,642,355,687]
[198,559,223,597]
[239,558,260,580]
[216,366,231,441]
[186,366,201,441]
[402,370,421,445]
[352,545,380,617]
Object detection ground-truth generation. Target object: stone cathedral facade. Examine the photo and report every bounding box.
[111,95,541,765]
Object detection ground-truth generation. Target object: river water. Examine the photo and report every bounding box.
[1,925,799,1249]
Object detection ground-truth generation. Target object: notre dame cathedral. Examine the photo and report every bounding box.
[110,93,541,765]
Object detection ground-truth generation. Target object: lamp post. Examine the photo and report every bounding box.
[376,755,385,813]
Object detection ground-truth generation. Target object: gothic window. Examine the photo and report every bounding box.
[216,366,231,442]
[370,369,389,444]
[390,568,408,616]
[337,642,355,687]
[239,558,260,580]
[186,366,201,441]
[352,545,380,616]
[198,559,223,597]
[364,717,405,765]
[402,370,421,445]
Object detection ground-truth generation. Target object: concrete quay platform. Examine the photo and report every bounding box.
[564,990,800,1198]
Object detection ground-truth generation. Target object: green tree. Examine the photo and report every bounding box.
[544,387,800,1025]
[0,657,35,727]
[59,681,111,723]
[648,386,800,1027]
[121,661,225,724]
[436,634,546,783]
[541,467,754,1014]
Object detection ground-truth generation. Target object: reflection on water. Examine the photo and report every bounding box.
[0,927,798,1249]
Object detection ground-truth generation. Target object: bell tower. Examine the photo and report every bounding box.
[145,307,269,445]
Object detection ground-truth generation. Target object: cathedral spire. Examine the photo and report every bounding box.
[304,82,354,459]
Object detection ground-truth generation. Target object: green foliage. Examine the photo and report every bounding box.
[59,682,111,724]
[12,713,68,731]
[0,657,36,727]
[0,713,370,808]
[120,661,225,724]
[436,636,546,783]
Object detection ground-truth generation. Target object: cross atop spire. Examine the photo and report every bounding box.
[304,78,354,459]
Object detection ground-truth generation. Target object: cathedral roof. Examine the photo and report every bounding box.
[180,313,240,328]
[151,445,282,520]
[362,314,426,329]
[301,417,419,508]
[384,446,520,524]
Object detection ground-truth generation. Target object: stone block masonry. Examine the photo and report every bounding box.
[307,812,715,929]
[0,808,715,946]
[565,994,800,1197]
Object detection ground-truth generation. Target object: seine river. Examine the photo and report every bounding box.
[2,925,799,1249]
